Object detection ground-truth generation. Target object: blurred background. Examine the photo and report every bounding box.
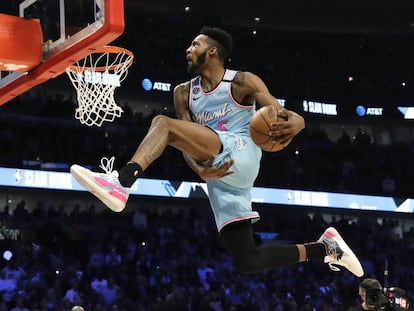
[0,1,413,310]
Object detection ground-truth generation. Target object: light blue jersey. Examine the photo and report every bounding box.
[189,69,262,231]
[190,70,254,135]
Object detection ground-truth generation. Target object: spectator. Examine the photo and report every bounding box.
[346,278,383,311]
[9,295,30,311]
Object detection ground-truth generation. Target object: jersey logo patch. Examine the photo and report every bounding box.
[192,86,201,100]
[192,86,200,94]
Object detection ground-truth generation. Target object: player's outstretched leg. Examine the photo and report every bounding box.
[318,227,364,277]
[70,157,129,212]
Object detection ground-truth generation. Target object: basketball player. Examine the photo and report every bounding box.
[71,26,364,277]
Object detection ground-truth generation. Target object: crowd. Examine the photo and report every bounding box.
[0,196,413,311]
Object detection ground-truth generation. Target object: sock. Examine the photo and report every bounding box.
[118,162,142,188]
[304,242,326,261]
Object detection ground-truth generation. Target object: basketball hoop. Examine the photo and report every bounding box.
[65,45,134,127]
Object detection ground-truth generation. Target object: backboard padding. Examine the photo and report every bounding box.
[0,0,125,106]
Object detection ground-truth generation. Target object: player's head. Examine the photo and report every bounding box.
[186,26,232,74]
[359,278,383,295]
[199,26,232,62]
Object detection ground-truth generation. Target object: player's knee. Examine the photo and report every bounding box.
[151,114,170,128]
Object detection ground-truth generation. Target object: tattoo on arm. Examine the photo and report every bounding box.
[233,71,245,87]
[175,82,191,120]
[183,82,190,94]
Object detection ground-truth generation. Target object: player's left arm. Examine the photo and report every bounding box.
[233,71,305,145]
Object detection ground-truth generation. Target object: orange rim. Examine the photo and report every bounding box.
[67,45,134,72]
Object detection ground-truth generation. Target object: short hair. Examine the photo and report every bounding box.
[360,278,382,290]
[199,26,232,62]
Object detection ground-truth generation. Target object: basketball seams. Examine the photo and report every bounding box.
[259,106,278,130]
[263,107,277,151]
[249,105,283,152]
[249,126,272,144]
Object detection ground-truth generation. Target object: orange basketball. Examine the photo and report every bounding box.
[249,105,287,152]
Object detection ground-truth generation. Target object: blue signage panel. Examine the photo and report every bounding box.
[1,167,413,213]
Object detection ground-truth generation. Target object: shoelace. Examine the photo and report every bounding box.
[324,239,341,272]
[98,157,129,198]
[328,262,341,272]
[99,157,119,179]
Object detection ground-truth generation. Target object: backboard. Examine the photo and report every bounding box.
[0,0,125,106]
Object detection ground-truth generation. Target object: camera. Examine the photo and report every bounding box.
[366,287,410,311]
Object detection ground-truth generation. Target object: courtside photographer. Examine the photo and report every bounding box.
[347,278,410,311]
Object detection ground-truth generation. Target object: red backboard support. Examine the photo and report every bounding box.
[0,0,125,106]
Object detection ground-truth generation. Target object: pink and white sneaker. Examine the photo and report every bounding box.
[70,157,129,212]
[318,227,364,277]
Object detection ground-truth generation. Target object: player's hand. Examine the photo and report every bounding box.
[196,157,235,181]
[268,109,305,146]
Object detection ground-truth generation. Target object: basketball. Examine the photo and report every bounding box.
[249,105,287,152]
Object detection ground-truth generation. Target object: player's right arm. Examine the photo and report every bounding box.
[173,82,206,177]
[233,71,305,146]
[174,82,193,122]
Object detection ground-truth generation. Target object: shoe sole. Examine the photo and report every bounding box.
[326,227,364,277]
[70,164,125,212]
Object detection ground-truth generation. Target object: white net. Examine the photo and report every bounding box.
[65,46,133,127]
